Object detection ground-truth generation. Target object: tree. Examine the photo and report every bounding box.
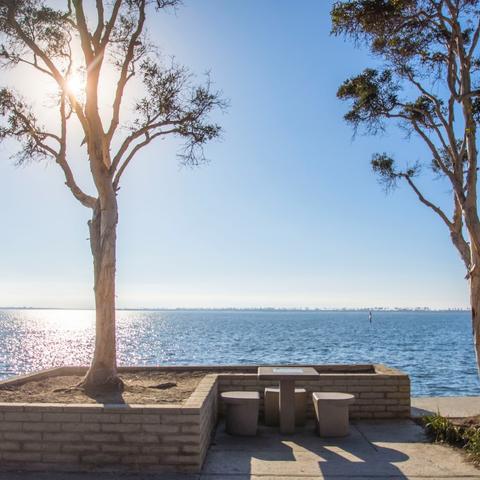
[332,0,480,366]
[0,0,225,392]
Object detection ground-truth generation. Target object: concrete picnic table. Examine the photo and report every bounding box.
[257,366,320,434]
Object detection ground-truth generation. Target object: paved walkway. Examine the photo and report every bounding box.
[411,396,480,418]
[200,419,480,479]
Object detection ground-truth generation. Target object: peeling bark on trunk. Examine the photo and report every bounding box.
[471,270,480,371]
[79,192,123,393]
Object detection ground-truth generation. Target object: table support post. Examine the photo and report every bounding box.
[279,379,295,434]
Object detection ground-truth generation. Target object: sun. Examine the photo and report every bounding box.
[64,72,84,98]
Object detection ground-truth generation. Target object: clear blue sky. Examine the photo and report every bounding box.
[0,0,468,309]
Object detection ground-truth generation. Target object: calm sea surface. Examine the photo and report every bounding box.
[0,309,477,397]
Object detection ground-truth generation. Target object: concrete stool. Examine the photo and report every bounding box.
[221,391,260,436]
[312,392,355,437]
[264,387,307,426]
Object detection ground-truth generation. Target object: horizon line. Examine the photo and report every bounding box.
[0,306,471,312]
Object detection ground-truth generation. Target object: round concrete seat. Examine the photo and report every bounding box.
[314,392,355,403]
[221,391,260,436]
[312,392,355,437]
[222,391,260,404]
[264,387,307,426]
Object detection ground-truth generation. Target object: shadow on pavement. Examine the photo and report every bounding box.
[203,420,410,478]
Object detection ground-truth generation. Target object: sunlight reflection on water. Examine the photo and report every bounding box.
[0,309,478,396]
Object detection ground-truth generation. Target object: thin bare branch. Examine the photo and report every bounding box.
[467,19,480,61]
[55,96,96,209]
[113,129,177,189]
[106,0,147,142]
[92,0,105,49]
[403,174,453,228]
[4,9,88,133]
[100,0,122,49]
[71,0,94,65]
[451,195,472,272]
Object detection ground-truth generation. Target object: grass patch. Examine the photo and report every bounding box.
[422,413,480,463]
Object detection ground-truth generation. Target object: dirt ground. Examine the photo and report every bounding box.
[450,416,480,428]
[0,371,206,405]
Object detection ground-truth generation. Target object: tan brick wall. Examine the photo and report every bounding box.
[0,374,219,473]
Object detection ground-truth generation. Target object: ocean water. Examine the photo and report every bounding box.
[0,309,477,397]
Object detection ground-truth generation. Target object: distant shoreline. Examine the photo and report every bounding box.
[0,306,470,312]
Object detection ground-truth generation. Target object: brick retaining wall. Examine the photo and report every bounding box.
[0,373,218,473]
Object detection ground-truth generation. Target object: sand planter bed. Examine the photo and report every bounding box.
[0,364,409,473]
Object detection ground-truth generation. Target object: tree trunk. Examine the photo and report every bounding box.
[79,192,123,393]
[471,270,480,371]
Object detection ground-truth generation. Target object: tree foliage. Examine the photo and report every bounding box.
[0,0,226,186]
[333,0,480,270]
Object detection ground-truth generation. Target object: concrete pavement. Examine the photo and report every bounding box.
[411,396,480,418]
[200,419,480,479]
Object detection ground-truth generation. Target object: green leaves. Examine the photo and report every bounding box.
[337,68,398,133]
[422,413,480,462]
[0,0,226,177]
[401,95,438,127]
[0,87,52,164]
[371,152,420,190]
[423,414,464,445]
[371,152,399,190]
[0,1,71,63]
[333,1,480,323]
[331,0,460,73]
[331,0,413,38]
[333,1,477,184]
[133,57,226,166]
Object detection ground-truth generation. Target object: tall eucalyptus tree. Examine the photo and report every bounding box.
[0,0,225,391]
[332,0,480,367]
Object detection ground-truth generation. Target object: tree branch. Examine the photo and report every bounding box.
[403,174,453,229]
[467,19,480,61]
[451,195,472,272]
[106,0,146,142]
[113,129,177,189]
[100,0,122,50]
[71,0,94,65]
[4,8,89,133]
[405,69,460,172]
[55,97,96,209]
[411,121,465,201]
[110,119,178,174]
[92,0,105,50]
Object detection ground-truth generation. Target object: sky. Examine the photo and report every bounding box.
[0,0,470,310]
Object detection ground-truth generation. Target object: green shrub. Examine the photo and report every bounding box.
[423,414,463,444]
[464,427,480,462]
[422,414,480,464]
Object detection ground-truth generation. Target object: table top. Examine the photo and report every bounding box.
[257,366,320,380]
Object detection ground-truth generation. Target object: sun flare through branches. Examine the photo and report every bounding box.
[64,71,84,100]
